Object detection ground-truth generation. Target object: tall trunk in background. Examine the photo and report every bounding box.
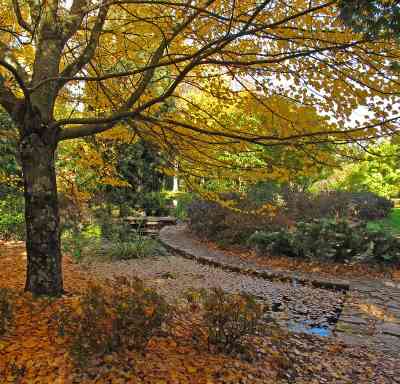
[19,124,63,296]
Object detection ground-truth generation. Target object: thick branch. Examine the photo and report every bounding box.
[0,81,19,116]
[58,3,109,87]
[12,0,33,33]
[58,121,118,140]
[0,41,30,84]
[0,60,30,99]
[62,0,89,41]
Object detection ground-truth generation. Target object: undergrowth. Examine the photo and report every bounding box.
[187,288,270,358]
[55,277,170,367]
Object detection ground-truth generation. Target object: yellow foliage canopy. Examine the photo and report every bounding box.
[0,0,399,183]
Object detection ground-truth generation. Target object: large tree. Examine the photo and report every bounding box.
[0,0,399,295]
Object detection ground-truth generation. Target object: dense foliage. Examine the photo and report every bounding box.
[0,194,25,240]
[320,142,400,198]
[186,188,394,247]
[249,219,400,265]
[283,190,394,221]
[339,0,400,39]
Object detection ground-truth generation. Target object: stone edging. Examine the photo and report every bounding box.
[160,225,400,355]
[159,225,350,292]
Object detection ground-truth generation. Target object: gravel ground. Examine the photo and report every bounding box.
[82,253,345,331]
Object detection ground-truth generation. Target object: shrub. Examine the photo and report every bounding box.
[62,217,166,262]
[291,220,365,262]
[246,181,282,207]
[141,192,171,216]
[358,229,400,264]
[249,230,295,257]
[106,237,167,260]
[172,192,194,220]
[281,190,393,222]
[187,190,394,248]
[250,219,400,265]
[56,283,111,366]
[61,231,100,262]
[56,277,169,366]
[349,192,393,220]
[108,276,170,350]
[0,195,25,240]
[192,288,269,355]
[0,288,13,336]
[97,217,133,243]
[187,198,226,239]
[187,197,274,247]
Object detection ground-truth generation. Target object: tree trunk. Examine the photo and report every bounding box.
[20,132,63,296]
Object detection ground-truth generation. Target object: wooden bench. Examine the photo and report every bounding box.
[123,216,177,236]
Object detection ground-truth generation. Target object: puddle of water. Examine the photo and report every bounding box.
[287,321,332,337]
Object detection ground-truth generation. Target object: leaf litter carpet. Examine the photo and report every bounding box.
[0,241,399,383]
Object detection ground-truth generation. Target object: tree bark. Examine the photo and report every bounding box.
[20,131,63,296]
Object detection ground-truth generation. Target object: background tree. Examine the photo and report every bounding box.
[339,0,400,39]
[316,140,400,197]
[0,0,399,295]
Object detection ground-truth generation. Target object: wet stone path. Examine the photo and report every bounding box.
[336,280,400,356]
[159,225,400,356]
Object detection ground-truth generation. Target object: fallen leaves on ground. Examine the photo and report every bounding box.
[0,240,399,383]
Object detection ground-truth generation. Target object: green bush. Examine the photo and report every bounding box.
[62,216,167,262]
[56,277,169,367]
[292,220,365,262]
[249,230,295,257]
[0,288,13,336]
[141,192,171,216]
[249,219,400,264]
[95,214,132,242]
[360,229,400,264]
[63,233,166,262]
[190,288,269,355]
[246,181,282,207]
[0,194,25,240]
[105,236,167,260]
[172,192,194,220]
[61,225,103,262]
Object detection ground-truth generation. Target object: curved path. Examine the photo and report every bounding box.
[160,225,400,356]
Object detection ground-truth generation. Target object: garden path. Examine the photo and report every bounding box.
[159,225,400,357]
